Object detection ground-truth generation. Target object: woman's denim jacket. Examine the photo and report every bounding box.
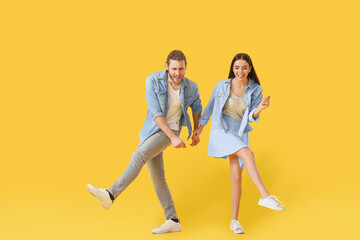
[138,70,202,146]
[199,78,263,137]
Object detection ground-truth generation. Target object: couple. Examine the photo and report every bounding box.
[86,50,285,235]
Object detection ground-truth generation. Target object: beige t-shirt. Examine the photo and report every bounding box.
[222,91,247,120]
[166,82,182,130]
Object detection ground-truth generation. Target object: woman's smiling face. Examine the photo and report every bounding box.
[233,59,251,80]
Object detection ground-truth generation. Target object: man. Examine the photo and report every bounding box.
[86,50,202,234]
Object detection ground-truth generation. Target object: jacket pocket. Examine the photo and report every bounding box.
[156,89,167,106]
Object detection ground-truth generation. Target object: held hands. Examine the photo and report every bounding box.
[190,126,204,147]
[171,136,186,148]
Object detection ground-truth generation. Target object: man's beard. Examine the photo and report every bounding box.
[168,73,182,84]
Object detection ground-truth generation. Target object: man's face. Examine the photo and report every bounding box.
[166,60,186,85]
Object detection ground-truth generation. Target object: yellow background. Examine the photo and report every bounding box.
[1,0,359,239]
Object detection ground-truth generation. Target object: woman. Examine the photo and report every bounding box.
[193,53,285,234]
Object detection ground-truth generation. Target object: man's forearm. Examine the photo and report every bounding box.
[192,113,201,130]
[154,116,177,139]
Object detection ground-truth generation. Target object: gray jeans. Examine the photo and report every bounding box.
[108,130,178,219]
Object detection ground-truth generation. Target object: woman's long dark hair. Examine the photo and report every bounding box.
[228,53,260,85]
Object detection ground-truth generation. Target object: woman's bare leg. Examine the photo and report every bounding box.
[229,154,243,220]
[235,148,270,198]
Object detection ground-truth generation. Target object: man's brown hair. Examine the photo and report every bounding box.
[166,50,187,66]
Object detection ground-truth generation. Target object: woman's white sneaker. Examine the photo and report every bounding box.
[258,195,285,211]
[86,184,112,210]
[152,219,181,234]
[230,220,245,234]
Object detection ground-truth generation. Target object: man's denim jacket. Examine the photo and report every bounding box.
[138,70,202,146]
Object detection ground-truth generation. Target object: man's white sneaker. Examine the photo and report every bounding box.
[152,219,181,234]
[258,195,285,211]
[230,220,245,234]
[86,184,112,210]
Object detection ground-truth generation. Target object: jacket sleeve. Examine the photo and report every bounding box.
[199,84,217,126]
[145,75,164,120]
[248,86,263,122]
[189,82,203,114]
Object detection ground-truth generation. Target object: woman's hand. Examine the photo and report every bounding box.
[252,96,270,120]
[257,95,270,112]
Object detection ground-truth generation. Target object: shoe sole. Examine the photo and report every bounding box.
[86,184,111,210]
[258,202,285,211]
[152,226,181,234]
[230,226,245,234]
[152,230,181,234]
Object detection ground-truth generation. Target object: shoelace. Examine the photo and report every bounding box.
[269,195,285,206]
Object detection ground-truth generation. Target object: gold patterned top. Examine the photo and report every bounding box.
[222,91,247,120]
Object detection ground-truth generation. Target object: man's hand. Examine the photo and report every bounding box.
[170,136,186,148]
[191,127,203,147]
[190,136,200,146]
